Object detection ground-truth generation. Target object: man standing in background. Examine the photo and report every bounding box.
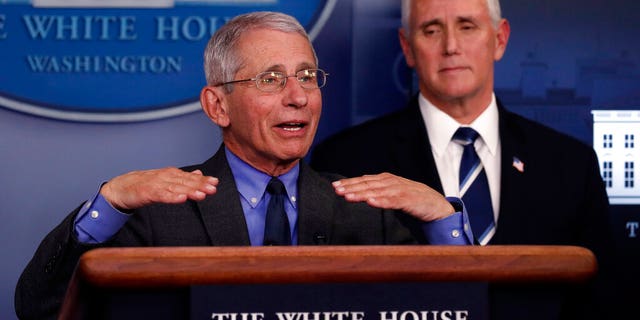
[312,0,612,319]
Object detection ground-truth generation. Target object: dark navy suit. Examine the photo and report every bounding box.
[311,97,612,320]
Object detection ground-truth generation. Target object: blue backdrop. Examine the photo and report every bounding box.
[1,1,638,318]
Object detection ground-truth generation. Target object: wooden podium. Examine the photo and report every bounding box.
[59,245,597,320]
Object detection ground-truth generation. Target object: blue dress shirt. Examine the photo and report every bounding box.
[225,148,299,246]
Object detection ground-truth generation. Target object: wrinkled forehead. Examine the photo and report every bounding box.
[234,29,317,74]
[413,0,489,20]
[405,0,497,31]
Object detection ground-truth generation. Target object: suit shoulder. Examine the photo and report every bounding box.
[313,107,416,157]
[310,106,427,176]
[505,110,594,154]
[322,108,413,143]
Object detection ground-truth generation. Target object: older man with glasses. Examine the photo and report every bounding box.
[15,11,473,320]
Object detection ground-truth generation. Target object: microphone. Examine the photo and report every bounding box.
[313,233,327,245]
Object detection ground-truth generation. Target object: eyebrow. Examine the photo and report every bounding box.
[456,16,478,24]
[263,64,286,72]
[419,15,479,29]
[262,62,316,73]
[297,62,316,70]
[419,18,443,30]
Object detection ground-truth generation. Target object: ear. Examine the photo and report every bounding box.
[398,28,416,68]
[200,85,230,128]
[493,19,511,61]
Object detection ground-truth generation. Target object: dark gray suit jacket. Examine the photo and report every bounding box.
[311,97,613,320]
[16,147,417,320]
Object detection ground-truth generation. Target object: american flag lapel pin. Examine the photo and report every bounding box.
[512,156,524,173]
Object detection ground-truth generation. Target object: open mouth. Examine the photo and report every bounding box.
[277,122,307,131]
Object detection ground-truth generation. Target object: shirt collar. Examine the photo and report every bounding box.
[419,93,500,157]
[225,147,299,209]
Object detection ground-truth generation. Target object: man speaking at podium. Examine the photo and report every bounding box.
[16,11,473,320]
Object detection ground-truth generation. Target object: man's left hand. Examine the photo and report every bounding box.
[332,172,455,222]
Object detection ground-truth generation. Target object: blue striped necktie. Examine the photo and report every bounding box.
[263,177,291,246]
[453,127,495,245]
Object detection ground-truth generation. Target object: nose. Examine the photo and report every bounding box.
[443,29,459,56]
[282,76,308,108]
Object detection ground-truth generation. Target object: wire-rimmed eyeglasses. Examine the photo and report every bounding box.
[214,69,328,93]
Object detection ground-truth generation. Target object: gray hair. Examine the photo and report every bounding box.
[401,0,502,35]
[203,11,318,91]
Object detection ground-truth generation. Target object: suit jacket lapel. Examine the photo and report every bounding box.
[296,161,335,245]
[493,102,530,243]
[394,98,444,194]
[195,147,252,246]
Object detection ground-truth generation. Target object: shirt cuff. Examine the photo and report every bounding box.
[74,186,131,243]
[421,197,473,245]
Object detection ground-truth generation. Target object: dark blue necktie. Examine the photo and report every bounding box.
[263,177,291,245]
[453,127,495,245]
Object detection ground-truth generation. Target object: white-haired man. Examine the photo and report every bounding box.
[312,0,612,319]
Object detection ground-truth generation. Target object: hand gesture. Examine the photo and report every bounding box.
[332,172,454,222]
[100,168,219,210]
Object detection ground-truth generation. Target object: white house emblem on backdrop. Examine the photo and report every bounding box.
[0,0,335,122]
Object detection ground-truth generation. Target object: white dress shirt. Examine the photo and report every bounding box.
[418,93,502,224]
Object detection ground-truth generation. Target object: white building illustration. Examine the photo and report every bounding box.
[592,110,640,204]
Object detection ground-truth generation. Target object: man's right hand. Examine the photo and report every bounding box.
[100,168,219,211]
